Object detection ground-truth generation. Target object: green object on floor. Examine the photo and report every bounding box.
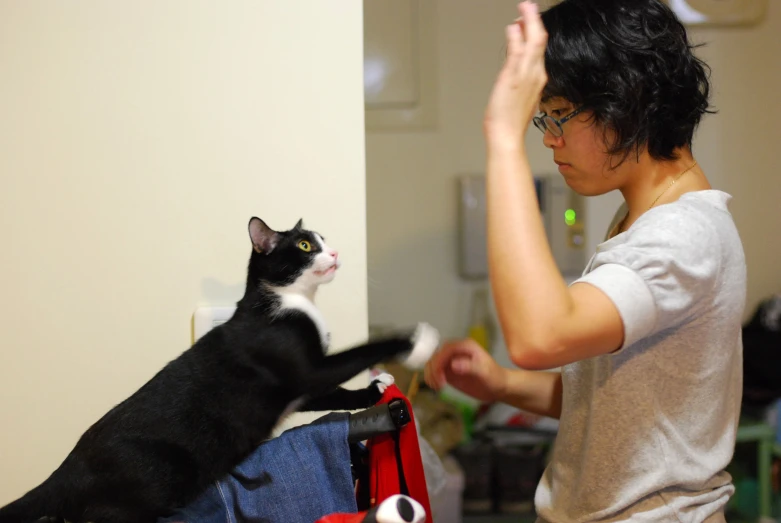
[439,385,481,443]
[735,420,776,521]
[736,478,759,520]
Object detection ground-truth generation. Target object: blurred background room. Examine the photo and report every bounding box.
[1,1,780,522]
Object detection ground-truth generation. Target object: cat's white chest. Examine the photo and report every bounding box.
[277,294,330,349]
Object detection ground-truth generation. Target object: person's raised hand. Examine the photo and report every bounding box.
[483,1,549,148]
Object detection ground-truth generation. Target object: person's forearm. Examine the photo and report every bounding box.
[496,368,563,419]
[486,145,574,368]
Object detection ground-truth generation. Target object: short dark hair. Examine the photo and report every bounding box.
[541,0,714,165]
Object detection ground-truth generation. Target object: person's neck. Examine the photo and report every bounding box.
[614,147,700,233]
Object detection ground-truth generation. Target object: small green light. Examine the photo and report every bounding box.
[564,208,577,226]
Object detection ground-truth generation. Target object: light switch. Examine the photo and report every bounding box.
[193,306,237,343]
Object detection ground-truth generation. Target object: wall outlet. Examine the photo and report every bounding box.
[193,306,237,343]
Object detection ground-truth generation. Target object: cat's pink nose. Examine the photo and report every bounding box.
[330,250,338,260]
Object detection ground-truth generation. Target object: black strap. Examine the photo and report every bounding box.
[392,429,409,496]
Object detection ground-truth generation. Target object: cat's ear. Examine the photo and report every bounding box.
[248,217,280,254]
[294,218,304,230]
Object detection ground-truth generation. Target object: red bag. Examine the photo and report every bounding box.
[316,384,431,523]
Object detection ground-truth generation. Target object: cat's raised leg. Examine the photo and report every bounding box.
[300,373,395,411]
[303,323,439,397]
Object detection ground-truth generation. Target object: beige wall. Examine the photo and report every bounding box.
[694,6,781,321]
[367,0,781,343]
[0,1,367,504]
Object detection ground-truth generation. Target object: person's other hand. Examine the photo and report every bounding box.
[423,338,507,403]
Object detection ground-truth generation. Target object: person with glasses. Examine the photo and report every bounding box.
[425,1,746,521]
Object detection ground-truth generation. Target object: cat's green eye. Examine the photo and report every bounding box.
[298,240,311,252]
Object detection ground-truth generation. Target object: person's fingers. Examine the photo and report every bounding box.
[506,21,523,58]
[502,23,524,78]
[520,1,547,59]
[451,355,472,374]
[423,360,433,387]
[424,355,444,390]
[424,344,455,389]
[425,340,483,389]
[514,2,528,45]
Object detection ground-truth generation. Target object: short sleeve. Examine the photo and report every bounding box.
[575,207,721,351]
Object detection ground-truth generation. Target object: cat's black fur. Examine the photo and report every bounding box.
[0,217,438,523]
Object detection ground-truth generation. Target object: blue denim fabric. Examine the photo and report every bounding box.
[159,412,358,523]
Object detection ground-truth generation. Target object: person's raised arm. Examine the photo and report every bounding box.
[483,2,623,370]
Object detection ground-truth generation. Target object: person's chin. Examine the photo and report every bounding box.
[558,169,579,189]
[559,173,598,197]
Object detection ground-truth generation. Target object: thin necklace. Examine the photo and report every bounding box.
[646,161,698,211]
[612,161,698,237]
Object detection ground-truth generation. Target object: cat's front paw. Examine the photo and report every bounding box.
[371,372,395,394]
[400,322,440,370]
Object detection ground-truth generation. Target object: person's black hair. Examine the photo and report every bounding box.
[541,0,715,166]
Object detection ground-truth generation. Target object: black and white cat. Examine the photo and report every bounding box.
[0,216,439,523]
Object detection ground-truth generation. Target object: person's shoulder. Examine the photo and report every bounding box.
[630,190,731,248]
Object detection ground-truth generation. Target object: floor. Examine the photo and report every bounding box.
[461,510,765,522]
[463,513,536,522]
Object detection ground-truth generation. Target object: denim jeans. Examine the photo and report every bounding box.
[159,412,358,523]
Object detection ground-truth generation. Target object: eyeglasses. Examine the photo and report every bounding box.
[533,106,584,137]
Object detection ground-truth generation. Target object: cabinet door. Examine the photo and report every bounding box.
[363,0,437,130]
[665,0,767,26]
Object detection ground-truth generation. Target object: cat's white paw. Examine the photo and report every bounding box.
[372,372,395,393]
[400,322,440,370]
[374,494,426,523]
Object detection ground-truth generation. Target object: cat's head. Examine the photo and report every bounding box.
[247,217,340,293]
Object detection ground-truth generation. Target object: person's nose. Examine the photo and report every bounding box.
[542,130,564,149]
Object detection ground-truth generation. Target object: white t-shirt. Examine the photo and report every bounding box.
[535,190,747,522]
